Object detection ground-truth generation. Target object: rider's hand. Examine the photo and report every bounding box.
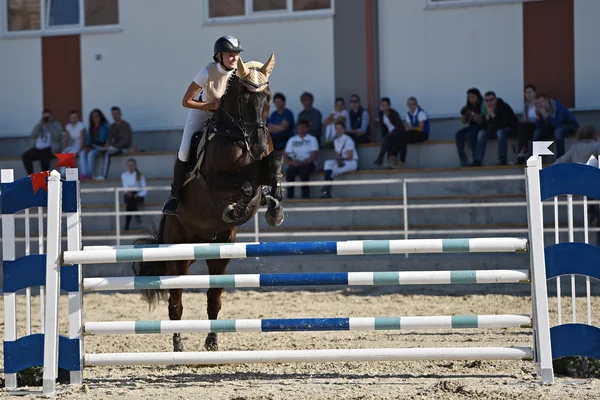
[204,101,220,112]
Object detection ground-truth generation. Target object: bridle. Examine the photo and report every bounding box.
[215,74,270,161]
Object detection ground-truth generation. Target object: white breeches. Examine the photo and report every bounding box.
[324,124,337,143]
[178,109,212,161]
[323,159,358,176]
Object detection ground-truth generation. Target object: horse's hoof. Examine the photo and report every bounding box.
[205,333,218,351]
[222,204,236,224]
[173,336,184,352]
[266,208,284,227]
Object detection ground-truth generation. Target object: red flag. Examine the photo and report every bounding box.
[31,171,51,194]
[55,153,75,168]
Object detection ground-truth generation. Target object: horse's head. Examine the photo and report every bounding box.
[217,54,275,160]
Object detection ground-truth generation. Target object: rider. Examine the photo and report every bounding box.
[162,35,243,215]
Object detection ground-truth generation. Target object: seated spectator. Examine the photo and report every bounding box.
[455,88,484,166]
[120,158,147,231]
[472,91,518,166]
[22,109,64,175]
[552,124,600,164]
[374,97,405,168]
[297,92,323,143]
[323,98,349,147]
[346,94,370,144]
[283,119,319,199]
[533,93,579,158]
[97,106,133,180]
[79,109,110,180]
[320,121,358,198]
[60,110,86,176]
[515,84,538,164]
[400,96,430,159]
[267,92,295,151]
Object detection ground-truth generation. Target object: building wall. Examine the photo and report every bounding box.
[80,0,335,132]
[574,0,600,110]
[378,0,524,116]
[0,29,43,137]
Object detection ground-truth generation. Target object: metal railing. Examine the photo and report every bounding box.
[7,174,600,246]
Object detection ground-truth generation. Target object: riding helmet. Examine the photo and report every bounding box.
[214,36,243,54]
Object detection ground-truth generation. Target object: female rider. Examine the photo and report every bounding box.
[162,35,243,215]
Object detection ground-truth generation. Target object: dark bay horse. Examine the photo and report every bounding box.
[132,55,284,352]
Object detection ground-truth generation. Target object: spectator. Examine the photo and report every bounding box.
[455,88,484,167]
[297,92,323,143]
[320,121,358,198]
[346,94,370,144]
[120,158,147,231]
[552,124,600,165]
[97,106,134,180]
[533,93,579,158]
[22,109,64,175]
[472,91,518,166]
[399,96,430,161]
[374,97,405,169]
[60,110,86,176]
[80,109,110,180]
[283,119,319,199]
[323,98,349,147]
[515,84,538,164]
[267,92,295,151]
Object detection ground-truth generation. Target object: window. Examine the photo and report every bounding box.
[293,0,331,11]
[426,0,536,9]
[84,0,119,26]
[7,0,41,31]
[208,0,244,18]
[206,0,334,23]
[253,0,286,12]
[4,0,119,35]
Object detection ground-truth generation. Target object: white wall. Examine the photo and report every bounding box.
[80,0,335,132]
[574,0,600,110]
[378,0,524,117]
[0,33,43,137]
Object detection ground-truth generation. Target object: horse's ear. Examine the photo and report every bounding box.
[237,57,250,78]
[260,53,275,77]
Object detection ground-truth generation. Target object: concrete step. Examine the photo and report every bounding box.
[0,135,578,181]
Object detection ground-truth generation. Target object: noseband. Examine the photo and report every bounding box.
[216,78,269,161]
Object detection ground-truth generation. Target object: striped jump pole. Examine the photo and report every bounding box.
[63,237,529,265]
[83,269,530,291]
[84,347,534,367]
[84,314,532,335]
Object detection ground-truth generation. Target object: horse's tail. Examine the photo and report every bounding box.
[131,214,169,309]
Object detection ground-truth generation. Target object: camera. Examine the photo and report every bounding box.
[460,107,469,116]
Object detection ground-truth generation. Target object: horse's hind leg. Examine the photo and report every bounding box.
[168,259,192,352]
[204,258,230,351]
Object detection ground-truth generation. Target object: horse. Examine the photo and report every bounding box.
[132,54,284,352]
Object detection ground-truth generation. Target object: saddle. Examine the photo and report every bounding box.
[183,119,216,187]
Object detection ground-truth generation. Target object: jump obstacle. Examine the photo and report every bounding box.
[3,150,600,395]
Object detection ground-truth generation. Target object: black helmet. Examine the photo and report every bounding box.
[214,35,243,54]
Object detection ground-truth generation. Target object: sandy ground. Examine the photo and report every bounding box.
[2,286,600,400]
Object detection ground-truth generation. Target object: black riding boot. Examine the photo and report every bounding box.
[162,158,188,215]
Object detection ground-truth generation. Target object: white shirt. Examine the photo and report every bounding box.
[121,170,147,197]
[404,109,428,125]
[284,134,319,162]
[193,63,233,102]
[382,114,395,133]
[66,121,85,149]
[330,109,349,122]
[334,134,358,161]
[525,102,537,121]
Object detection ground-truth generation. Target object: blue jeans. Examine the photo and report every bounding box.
[475,127,513,163]
[79,147,103,176]
[455,125,479,165]
[533,125,576,158]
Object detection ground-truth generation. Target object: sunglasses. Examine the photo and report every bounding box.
[485,98,495,102]
[350,99,359,103]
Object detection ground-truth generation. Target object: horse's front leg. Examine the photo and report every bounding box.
[264,151,284,227]
[205,258,230,351]
[168,287,185,352]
